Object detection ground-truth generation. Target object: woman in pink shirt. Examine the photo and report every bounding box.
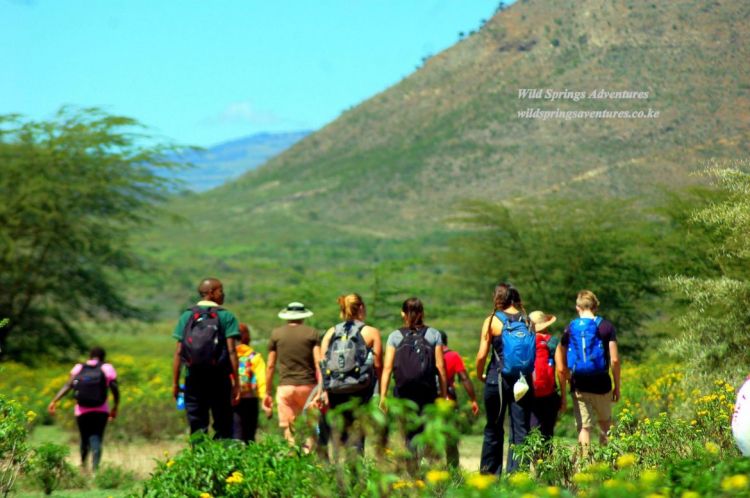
[48,347,119,472]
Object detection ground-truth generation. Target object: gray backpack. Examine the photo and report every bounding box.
[323,321,373,394]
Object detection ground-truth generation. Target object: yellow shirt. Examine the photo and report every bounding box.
[236,344,267,399]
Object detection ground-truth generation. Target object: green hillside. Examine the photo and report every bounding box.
[139,0,750,333]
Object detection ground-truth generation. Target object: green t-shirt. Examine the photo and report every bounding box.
[172,301,240,341]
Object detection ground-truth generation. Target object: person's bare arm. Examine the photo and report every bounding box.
[379,345,396,409]
[555,343,568,413]
[109,380,120,420]
[369,327,383,380]
[47,374,74,415]
[610,341,621,402]
[458,370,480,415]
[227,337,240,404]
[264,350,277,410]
[172,342,182,400]
[317,328,335,406]
[475,316,494,382]
[313,344,322,382]
[435,345,448,399]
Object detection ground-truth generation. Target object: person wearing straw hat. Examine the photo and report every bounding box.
[528,310,561,441]
[263,302,321,445]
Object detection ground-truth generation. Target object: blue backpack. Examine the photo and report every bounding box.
[493,312,536,376]
[566,317,607,375]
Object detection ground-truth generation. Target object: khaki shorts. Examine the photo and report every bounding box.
[276,384,315,428]
[573,390,612,430]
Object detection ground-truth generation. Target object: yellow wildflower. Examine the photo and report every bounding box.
[603,479,619,489]
[640,469,661,486]
[393,480,411,490]
[426,470,450,484]
[467,473,496,490]
[546,486,560,496]
[587,461,609,474]
[166,459,175,468]
[26,410,36,423]
[616,453,636,468]
[573,472,594,484]
[681,491,700,498]
[415,479,426,489]
[521,494,536,498]
[226,471,244,485]
[509,472,532,487]
[690,420,697,426]
[721,474,749,491]
[435,397,455,414]
[704,442,719,455]
[199,493,213,498]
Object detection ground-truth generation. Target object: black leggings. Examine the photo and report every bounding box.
[76,412,108,470]
[232,398,259,443]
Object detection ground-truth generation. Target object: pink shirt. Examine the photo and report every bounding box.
[70,360,117,417]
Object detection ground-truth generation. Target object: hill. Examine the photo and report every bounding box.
[140,0,750,330]
[173,131,309,191]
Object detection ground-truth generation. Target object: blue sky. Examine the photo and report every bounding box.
[1,1,502,147]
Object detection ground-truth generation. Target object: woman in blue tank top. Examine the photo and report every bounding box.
[475,283,535,475]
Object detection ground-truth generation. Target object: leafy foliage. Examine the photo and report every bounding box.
[0,107,189,360]
[448,198,661,356]
[660,160,750,378]
[26,442,73,495]
[0,395,32,498]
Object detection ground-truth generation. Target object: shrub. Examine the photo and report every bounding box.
[94,464,137,490]
[0,395,32,498]
[26,442,73,495]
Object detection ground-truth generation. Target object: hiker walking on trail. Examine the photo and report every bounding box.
[47,346,120,473]
[172,278,241,439]
[440,330,480,468]
[476,283,536,475]
[379,297,449,455]
[263,302,321,446]
[319,294,382,455]
[557,290,621,452]
[233,323,272,442]
[528,310,562,441]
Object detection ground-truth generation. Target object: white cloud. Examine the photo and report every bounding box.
[204,101,283,126]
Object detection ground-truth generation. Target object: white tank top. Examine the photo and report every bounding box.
[733,377,750,456]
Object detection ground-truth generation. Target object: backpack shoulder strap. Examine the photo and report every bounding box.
[494,311,510,326]
[594,316,603,327]
[349,320,366,338]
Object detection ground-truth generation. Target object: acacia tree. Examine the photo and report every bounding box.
[0,107,188,361]
[447,198,662,356]
[661,160,750,379]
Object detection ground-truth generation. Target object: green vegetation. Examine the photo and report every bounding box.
[0,108,189,360]
[661,160,750,378]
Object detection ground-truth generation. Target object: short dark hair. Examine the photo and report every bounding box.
[89,346,106,361]
[439,330,448,346]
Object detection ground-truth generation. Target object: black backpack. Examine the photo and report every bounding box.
[393,327,437,397]
[73,363,108,407]
[323,321,373,394]
[180,306,227,371]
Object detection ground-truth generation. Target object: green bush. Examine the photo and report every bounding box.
[0,395,31,498]
[26,442,73,496]
[141,435,340,497]
[94,464,137,490]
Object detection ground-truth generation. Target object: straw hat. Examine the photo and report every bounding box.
[278,302,314,320]
[528,310,557,332]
